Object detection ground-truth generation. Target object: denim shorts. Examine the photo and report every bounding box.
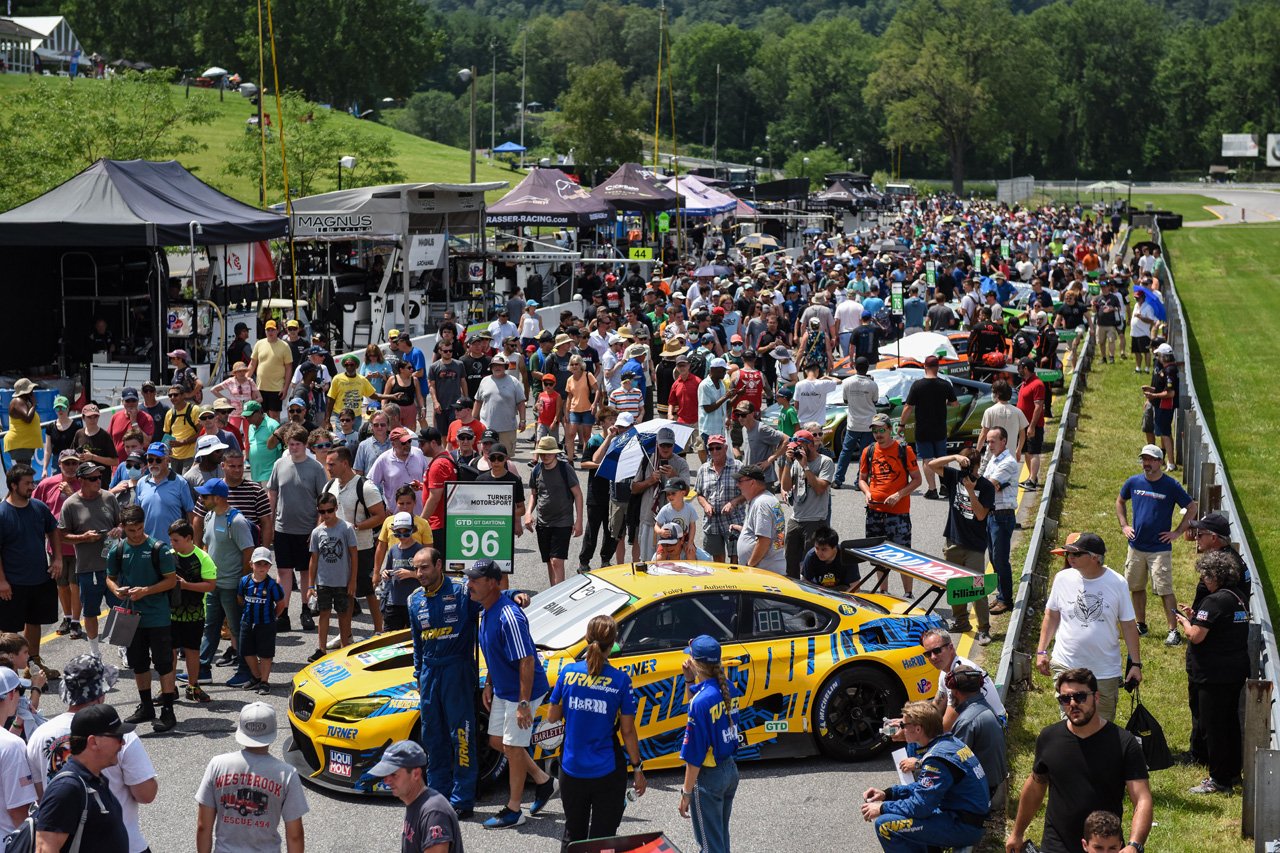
[914,438,947,460]
[568,410,596,425]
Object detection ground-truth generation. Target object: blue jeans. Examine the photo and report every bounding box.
[872,809,985,853]
[987,510,1016,604]
[834,430,874,486]
[691,757,738,853]
[838,330,853,357]
[200,587,250,677]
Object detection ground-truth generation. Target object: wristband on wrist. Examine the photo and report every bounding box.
[1036,650,1048,656]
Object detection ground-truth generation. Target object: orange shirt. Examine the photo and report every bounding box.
[861,441,917,514]
[565,373,596,414]
[447,417,486,450]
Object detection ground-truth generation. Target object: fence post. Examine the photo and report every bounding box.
[1243,679,1274,839]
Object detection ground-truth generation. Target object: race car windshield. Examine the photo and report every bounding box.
[795,579,891,615]
[526,573,634,650]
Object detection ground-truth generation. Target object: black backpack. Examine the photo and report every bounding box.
[325,475,372,523]
[109,538,179,608]
[449,450,481,482]
[859,440,911,488]
[4,768,92,853]
[1125,688,1173,772]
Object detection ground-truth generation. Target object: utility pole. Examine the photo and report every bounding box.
[490,38,497,164]
[519,27,527,170]
[712,63,720,170]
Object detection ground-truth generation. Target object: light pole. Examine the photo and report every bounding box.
[765,134,771,177]
[1126,168,1133,212]
[337,155,357,190]
[519,27,527,170]
[754,157,762,204]
[490,39,497,164]
[459,67,477,183]
[803,156,811,187]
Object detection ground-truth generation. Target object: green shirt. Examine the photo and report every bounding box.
[171,547,217,622]
[249,415,282,483]
[778,405,799,438]
[106,536,177,629]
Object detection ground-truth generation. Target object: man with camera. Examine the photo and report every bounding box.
[779,429,834,579]
[926,447,994,644]
[860,701,989,853]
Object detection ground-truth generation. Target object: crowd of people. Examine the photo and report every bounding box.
[0,195,1254,852]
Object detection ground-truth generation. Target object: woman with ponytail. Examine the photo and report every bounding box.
[546,614,645,850]
[678,634,742,853]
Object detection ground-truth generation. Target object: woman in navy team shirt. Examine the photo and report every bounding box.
[678,634,742,853]
[546,615,645,850]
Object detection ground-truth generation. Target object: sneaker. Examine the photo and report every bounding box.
[923,489,940,501]
[307,648,326,663]
[227,671,255,688]
[185,685,212,703]
[175,667,213,685]
[1165,463,1176,472]
[455,807,475,820]
[483,807,527,829]
[300,610,316,632]
[255,681,272,695]
[214,648,238,668]
[124,703,156,724]
[528,776,559,815]
[1189,778,1231,794]
[1019,478,1038,490]
[275,613,293,633]
[989,601,1011,616]
[976,631,993,646]
[946,619,972,633]
[1136,621,1149,637]
[68,621,85,640]
[55,617,72,636]
[1165,629,1183,646]
[153,704,177,733]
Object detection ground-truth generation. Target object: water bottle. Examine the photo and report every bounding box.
[624,788,640,805]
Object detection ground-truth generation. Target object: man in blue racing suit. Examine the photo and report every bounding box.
[860,700,989,853]
[407,547,530,818]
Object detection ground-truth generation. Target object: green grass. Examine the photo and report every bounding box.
[0,74,521,205]
[1027,190,1224,223]
[995,352,1251,853]
[1164,223,1280,621]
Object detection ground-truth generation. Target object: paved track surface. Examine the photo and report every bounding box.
[28,445,975,853]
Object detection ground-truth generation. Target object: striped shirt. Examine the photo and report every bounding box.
[609,387,644,416]
[694,458,746,537]
[238,574,285,626]
[200,479,271,529]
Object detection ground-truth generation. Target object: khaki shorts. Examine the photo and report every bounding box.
[488,693,545,747]
[1097,325,1120,347]
[57,553,77,587]
[1124,547,1174,596]
[687,431,706,456]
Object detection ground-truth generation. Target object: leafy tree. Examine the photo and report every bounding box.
[59,0,195,69]
[388,91,470,149]
[865,0,1048,190]
[669,23,762,152]
[224,92,405,199]
[548,61,644,177]
[0,71,216,210]
[784,148,846,189]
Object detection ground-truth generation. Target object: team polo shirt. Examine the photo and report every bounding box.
[679,680,741,768]
[550,661,638,778]
[479,597,549,702]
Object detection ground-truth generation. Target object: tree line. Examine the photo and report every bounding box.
[8,0,1280,189]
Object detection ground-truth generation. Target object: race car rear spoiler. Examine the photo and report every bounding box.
[844,538,990,615]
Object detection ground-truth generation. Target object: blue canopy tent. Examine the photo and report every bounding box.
[492,141,527,153]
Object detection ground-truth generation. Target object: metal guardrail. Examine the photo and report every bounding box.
[1152,222,1280,750]
[993,327,1094,701]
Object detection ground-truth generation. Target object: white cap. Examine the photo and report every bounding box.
[708,357,728,370]
[1154,343,1173,356]
[251,546,275,565]
[616,412,636,429]
[235,702,278,748]
[392,511,415,532]
[194,434,230,458]
[1139,443,1165,460]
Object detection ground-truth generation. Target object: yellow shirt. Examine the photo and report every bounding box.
[164,403,199,459]
[251,338,292,393]
[377,514,434,547]
[3,407,42,452]
[328,373,377,415]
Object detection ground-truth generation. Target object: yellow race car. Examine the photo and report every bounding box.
[285,560,945,795]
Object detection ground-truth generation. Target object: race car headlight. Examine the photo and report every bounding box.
[324,697,389,723]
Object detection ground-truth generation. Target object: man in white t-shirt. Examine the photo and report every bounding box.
[1034,532,1143,722]
[919,627,1006,730]
[834,294,864,357]
[0,668,37,834]
[977,378,1028,460]
[26,655,157,852]
[793,365,838,426]
[734,465,787,574]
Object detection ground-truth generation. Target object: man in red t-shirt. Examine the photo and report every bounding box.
[668,350,704,432]
[733,350,765,413]
[418,427,455,538]
[1015,357,1046,490]
[108,387,155,460]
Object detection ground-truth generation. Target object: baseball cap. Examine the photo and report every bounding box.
[213,397,235,412]
[75,462,102,479]
[286,319,301,329]
[0,667,26,697]
[1154,343,1173,356]
[455,396,475,408]
[488,443,508,457]
[684,635,722,663]
[53,395,70,411]
[538,329,555,342]
[1050,532,1083,556]
[708,357,728,370]
[775,385,793,399]
[391,511,415,534]
[120,387,140,402]
[1062,532,1106,557]
[1138,443,1165,460]
[733,399,755,415]
[235,702,278,748]
[145,442,169,458]
[125,451,144,466]
[388,328,401,340]
[870,413,892,428]
[792,429,815,444]
[81,404,100,417]
[195,478,230,498]
[288,396,307,409]
[736,464,766,482]
[1190,512,1231,540]
[251,546,275,565]
[490,353,509,366]
[616,412,636,429]
[456,425,475,438]
[656,427,676,446]
[59,654,117,706]
[657,523,684,546]
[369,740,428,777]
[71,703,135,739]
[264,319,278,330]
[390,427,414,443]
[166,348,190,361]
[58,449,80,463]
[241,400,263,417]
[481,429,500,444]
[464,559,503,581]
[705,434,727,448]
[663,477,688,493]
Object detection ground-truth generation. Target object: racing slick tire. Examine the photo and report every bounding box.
[812,665,906,761]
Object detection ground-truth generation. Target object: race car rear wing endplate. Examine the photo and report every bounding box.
[845,539,985,615]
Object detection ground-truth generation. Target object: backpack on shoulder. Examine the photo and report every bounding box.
[3,769,92,853]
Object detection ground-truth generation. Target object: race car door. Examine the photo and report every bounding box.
[612,591,750,765]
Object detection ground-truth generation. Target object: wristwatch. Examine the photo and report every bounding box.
[517,700,531,710]
[1126,841,1144,853]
